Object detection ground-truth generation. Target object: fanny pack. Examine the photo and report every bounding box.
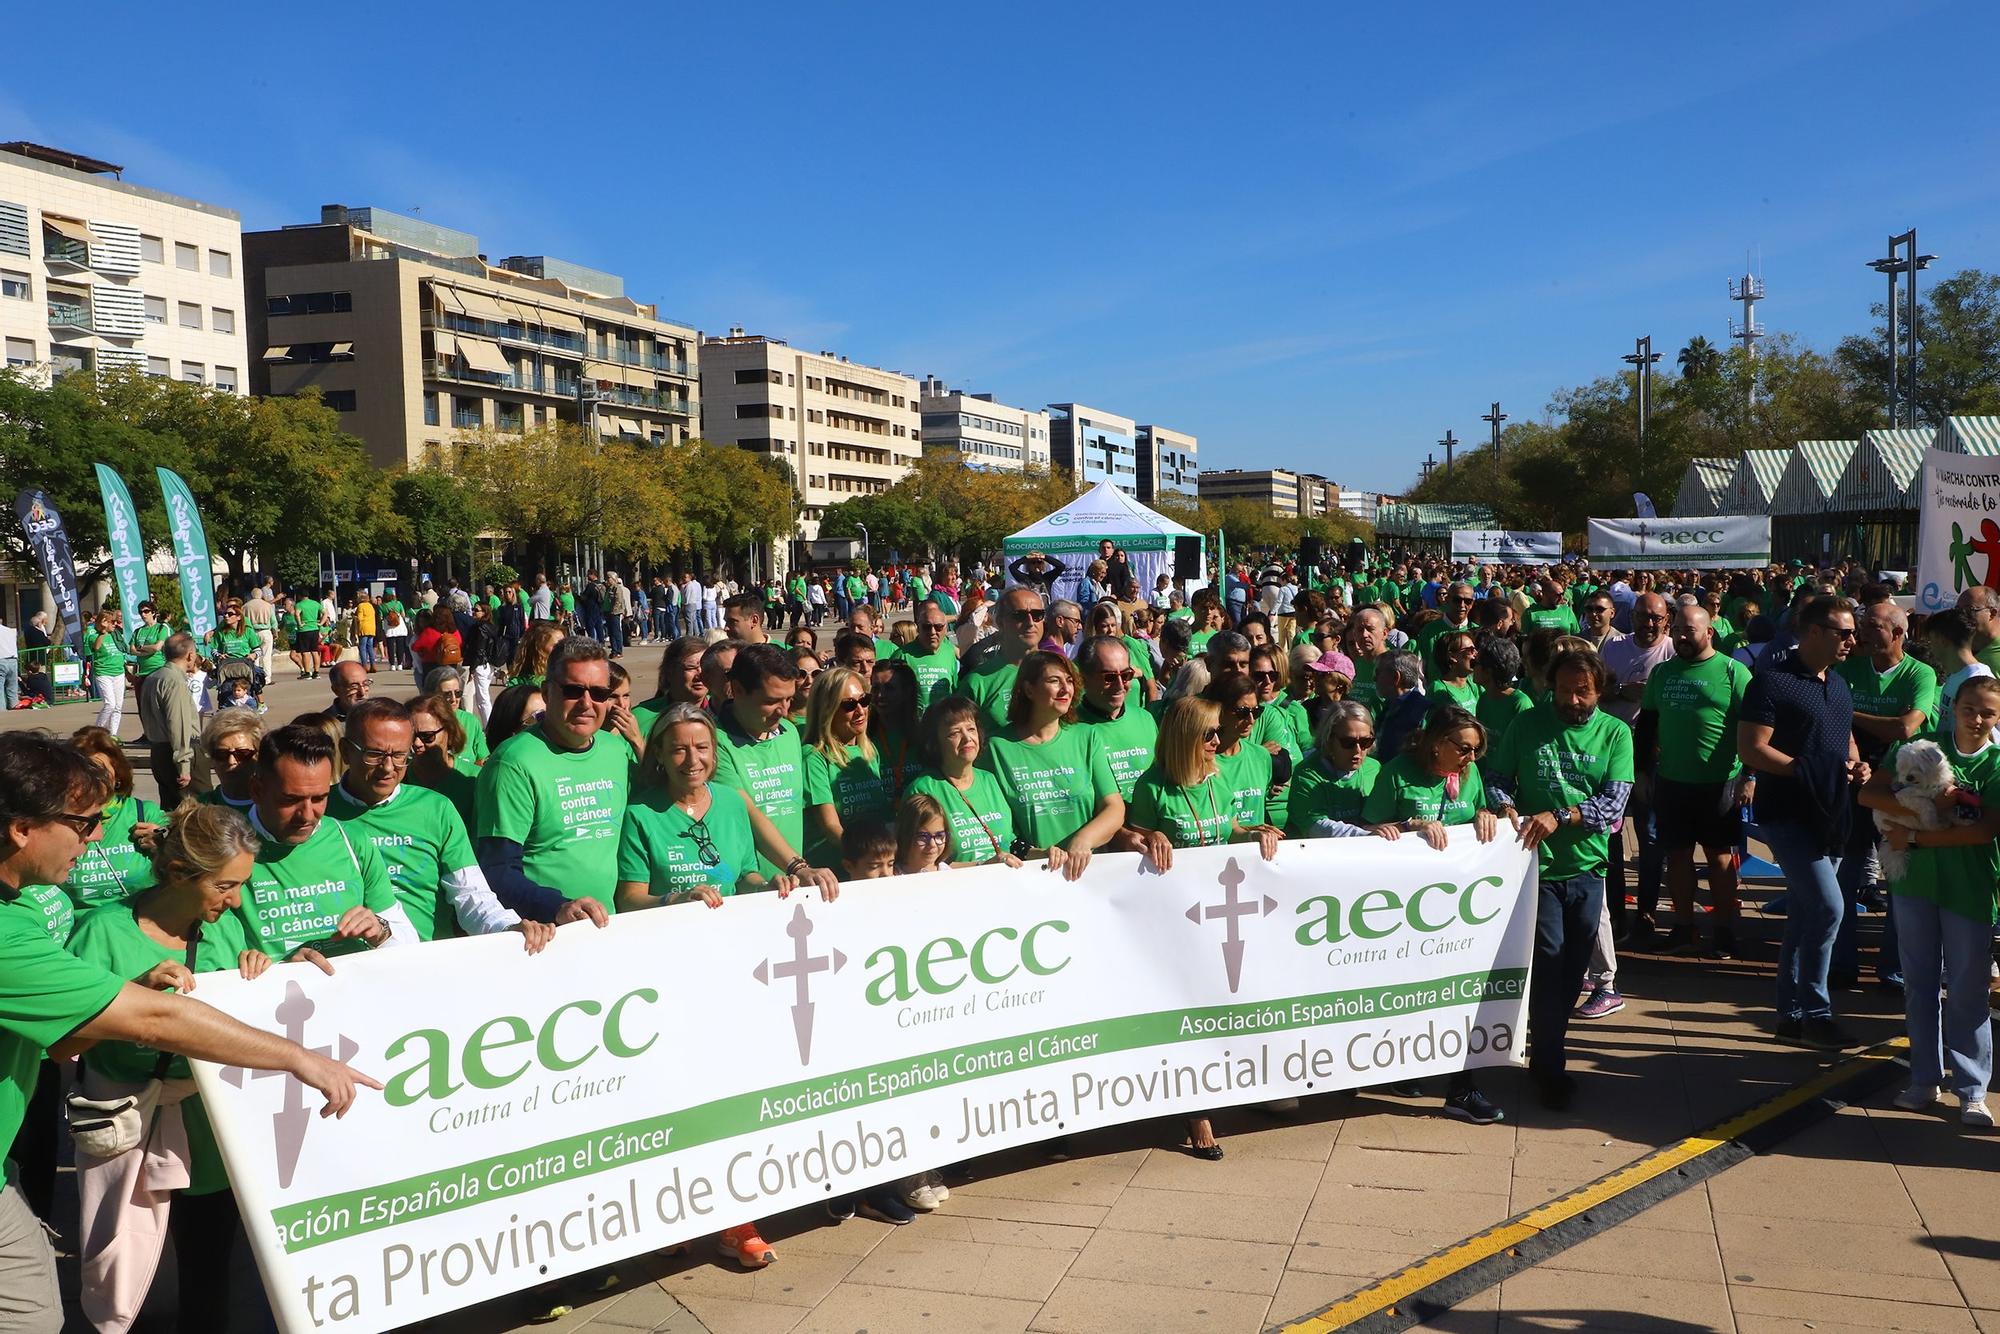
[66,926,200,1159]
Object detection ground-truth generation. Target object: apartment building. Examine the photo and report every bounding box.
[0,142,246,392]
[1337,490,1380,525]
[917,376,1050,472]
[700,333,921,538]
[1135,425,1199,502]
[1199,467,1340,518]
[242,205,698,469]
[1049,403,1139,496]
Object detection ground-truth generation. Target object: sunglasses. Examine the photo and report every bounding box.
[413,727,445,746]
[1201,726,1222,742]
[1230,704,1263,719]
[1250,670,1279,682]
[559,683,615,702]
[50,810,104,837]
[1338,734,1376,748]
[209,746,256,764]
[681,817,721,867]
[1099,668,1137,684]
[1009,609,1046,623]
[1819,626,1858,640]
[838,696,869,713]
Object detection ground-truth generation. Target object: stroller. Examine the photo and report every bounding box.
[211,654,265,713]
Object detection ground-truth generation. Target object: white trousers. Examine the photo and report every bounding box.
[471,663,495,724]
[94,670,126,735]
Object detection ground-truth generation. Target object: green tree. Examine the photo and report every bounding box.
[1836,268,2000,424]
[1676,335,1722,380]
[390,466,489,578]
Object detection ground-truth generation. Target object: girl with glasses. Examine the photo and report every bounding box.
[904,697,1021,868]
[1286,701,1381,839]
[802,666,895,869]
[895,793,952,876]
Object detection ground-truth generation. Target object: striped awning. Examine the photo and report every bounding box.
[1940,416,2000,456]
[1375,502,1496,539]
[1725,449,1789,514]
[1671,457,1733,517]
[1831,429,1928,511]
[1768,440,1857,516]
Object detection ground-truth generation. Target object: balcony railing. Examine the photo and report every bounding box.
[41,238,90,271]
[591,385,693,414]
[422,311,695,375]
[47,300,91,331]
[451,411,484,429]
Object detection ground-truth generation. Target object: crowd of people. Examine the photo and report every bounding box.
[3,537,1997,1332]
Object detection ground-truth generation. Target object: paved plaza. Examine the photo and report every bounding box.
[24,646,2000,1334]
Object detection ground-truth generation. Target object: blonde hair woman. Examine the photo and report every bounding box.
[802,666,893,868]
[196,707,264,812]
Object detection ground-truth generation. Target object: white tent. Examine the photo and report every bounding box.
[1003,481,1203,606]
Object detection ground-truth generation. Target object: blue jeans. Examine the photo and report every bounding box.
[1530,873,1606,1075]
[1833,805,1901,980]
[357,634,376,668]
[1764,820,1845,1022]
[1893,894,1993,1099]
[608,612,625,654]
[0,657,17,709]
[1609,796,1663,921]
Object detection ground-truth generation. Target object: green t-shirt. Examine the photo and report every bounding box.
[329,782,479,943]
[84,627,126,675]
[1476,689,1536,758]
[209,626,258,659]
[380,599,406,630]
[630,693,676,748]
[1122,636,1156,682]
[1836,655,1941,746]
[1286,753,1380,836]
[1129,770,1235,848]
[905,770,1016,863]
[1346,655,1383,716]
[63,795,166,915]
[872,636,899,663]
[982,725,1118,851]
[1883,729,2000,924]
[1643,652,1750,784]
[617,785,759,901]
[1251,697,1310,828]
[1415,618,1473,677]
[1709,615,1736,644]
[909,575,931,603]
[712,715,807,878]
[1215,743,1273,826]
[1073,702,1159,801]
[1363,753,1486,827]
[236,815,397,960]
[962,658,1022,731]
[1187,629,1217,655]
[456,709,490,767]
[1524,605,1580,636]
[559,592,576,614]
[803,743,895,866]
[896,645,960,711]
[413,765,478,836]
[475,727,630,912]
[1431,678,1482,712]
[131,622,171,674]
[0,897,124,1192]
[66,907,246,1195]
[1491,707,1634,881]
[5,882,74,946]
[293,599,323,633]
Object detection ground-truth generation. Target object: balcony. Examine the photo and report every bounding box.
[41,237,91,273]
[594,346,695,379]
[590,384,693,415]
[451,410,484,430]
[425,309,585,357]
[47,299,92,333]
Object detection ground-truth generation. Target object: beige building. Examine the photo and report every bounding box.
[1135,424,1198,502]
[0,142,246,392]
[243,206,698,469]
[1199,467,1340,518]
[917,376,1051,472]
[700,333,921,538]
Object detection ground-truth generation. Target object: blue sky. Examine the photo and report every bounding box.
[9,1,1998,493]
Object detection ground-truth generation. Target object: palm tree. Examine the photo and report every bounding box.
[1677,335,1722,380]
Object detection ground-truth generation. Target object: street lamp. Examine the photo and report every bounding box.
[1621,336,1662,487]
[855,522,871,575]
[1867,229,1936,427]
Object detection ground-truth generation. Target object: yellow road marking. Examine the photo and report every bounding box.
[1276,1038,1908,1332]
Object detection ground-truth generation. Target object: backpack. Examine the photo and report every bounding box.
[437,633,463,666]
[385,609,402,629]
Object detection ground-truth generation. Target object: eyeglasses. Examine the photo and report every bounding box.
[50,810,104,837]
[1098,668,1137,684]
[838,696,869,713]
[558,683,615,702]
[413,727,445,746]
[1445,739,1479,755]
[1250,670,1279,682]
[1009,608,1046,623]
[912,830,950,847]
[1231,704,1263,720]
[681,817,721,867]
[1337,734,1376,749]
[209,746,256,764]
[347,744,413,768]
[1817,625,1858,640]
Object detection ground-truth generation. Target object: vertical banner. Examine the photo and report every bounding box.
[155,467,216,639]
[13,490,85,657]
[1913,447,2000,613]
[93,465,149,638]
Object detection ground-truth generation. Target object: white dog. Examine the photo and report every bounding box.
[1875,740,1955,881]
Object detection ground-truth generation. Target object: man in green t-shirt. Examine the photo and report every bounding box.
[1640,605,1752,959]
[239,722,411,961]
[1415,583,1477,678]
[332,698,551,948]
[475,641,628,922]
[1344,607,1389,716]
[1073,637,1158,802]
[711,644,811,879]
[1522,579,1580,636]
[1489,647,1634,1110]
[963,588,1047,730]
[0,732,377,1321]
[897,602,959,710]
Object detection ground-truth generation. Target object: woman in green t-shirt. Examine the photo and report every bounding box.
[1209,679,1275,828]
[801,666,894,868]
[64,727,167,916]
[983,651,1126,880]
[1250,646,1309,829]
[1286,701,1382,838]
[1430,629,1483,713]
[84,609,129,733]
[66,803,279,1333]
[408,694,478,831]
[130,602,171,676]
[615,705,831,909]
[1859,677,2000,1124]
[867,658,926,799]
[903,696,1020,867]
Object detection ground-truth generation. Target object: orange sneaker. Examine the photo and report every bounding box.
[718,1223,776,1269]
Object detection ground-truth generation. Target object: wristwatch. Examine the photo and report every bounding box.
[1010,836,1034,860]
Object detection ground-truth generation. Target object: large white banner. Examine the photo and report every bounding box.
[1450,530,1563,564]
[1913,447,2000,613]
[192,837,1535,1334]
[1587,514,1771,570]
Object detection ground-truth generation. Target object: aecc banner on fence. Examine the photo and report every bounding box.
[1588,514,1771,570]
[1913,446,2000,613]
[193,837,1536,1333]
[1450,530,1562,564]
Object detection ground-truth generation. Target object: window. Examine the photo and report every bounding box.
[140,234,163,263]
[144,295,166,323]
[0,270,25,301]
[787,373,795,387]
[180,361,204,384]
[208,250,232,278]
[497,402,523,433]
[423,392,439,426]
[452,396,482,429]
[213,366,238,393]
[146,356,169,378]
[174,243,198,271]
[892,394,904,408]
[266,291,352,316]
[211,308,235,334]
[321,390,357,412]
[733,368,781,385]
[178,302,201,330]
[4,337,33,367]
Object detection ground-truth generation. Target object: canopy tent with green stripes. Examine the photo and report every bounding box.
[1769,440,1857,516]
[1830,428,1928,511]
[1937,416,2000,456]
[1720,448,1789,515]
[1670,457,1734,517]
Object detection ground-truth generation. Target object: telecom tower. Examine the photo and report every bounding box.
[1729,269,1766,406]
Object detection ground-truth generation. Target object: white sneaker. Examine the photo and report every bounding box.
[1893,1084,1941,1111]
[902,1182,939,1211]
[926,1169,949,1204]
[1962,1099,1995,1128]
